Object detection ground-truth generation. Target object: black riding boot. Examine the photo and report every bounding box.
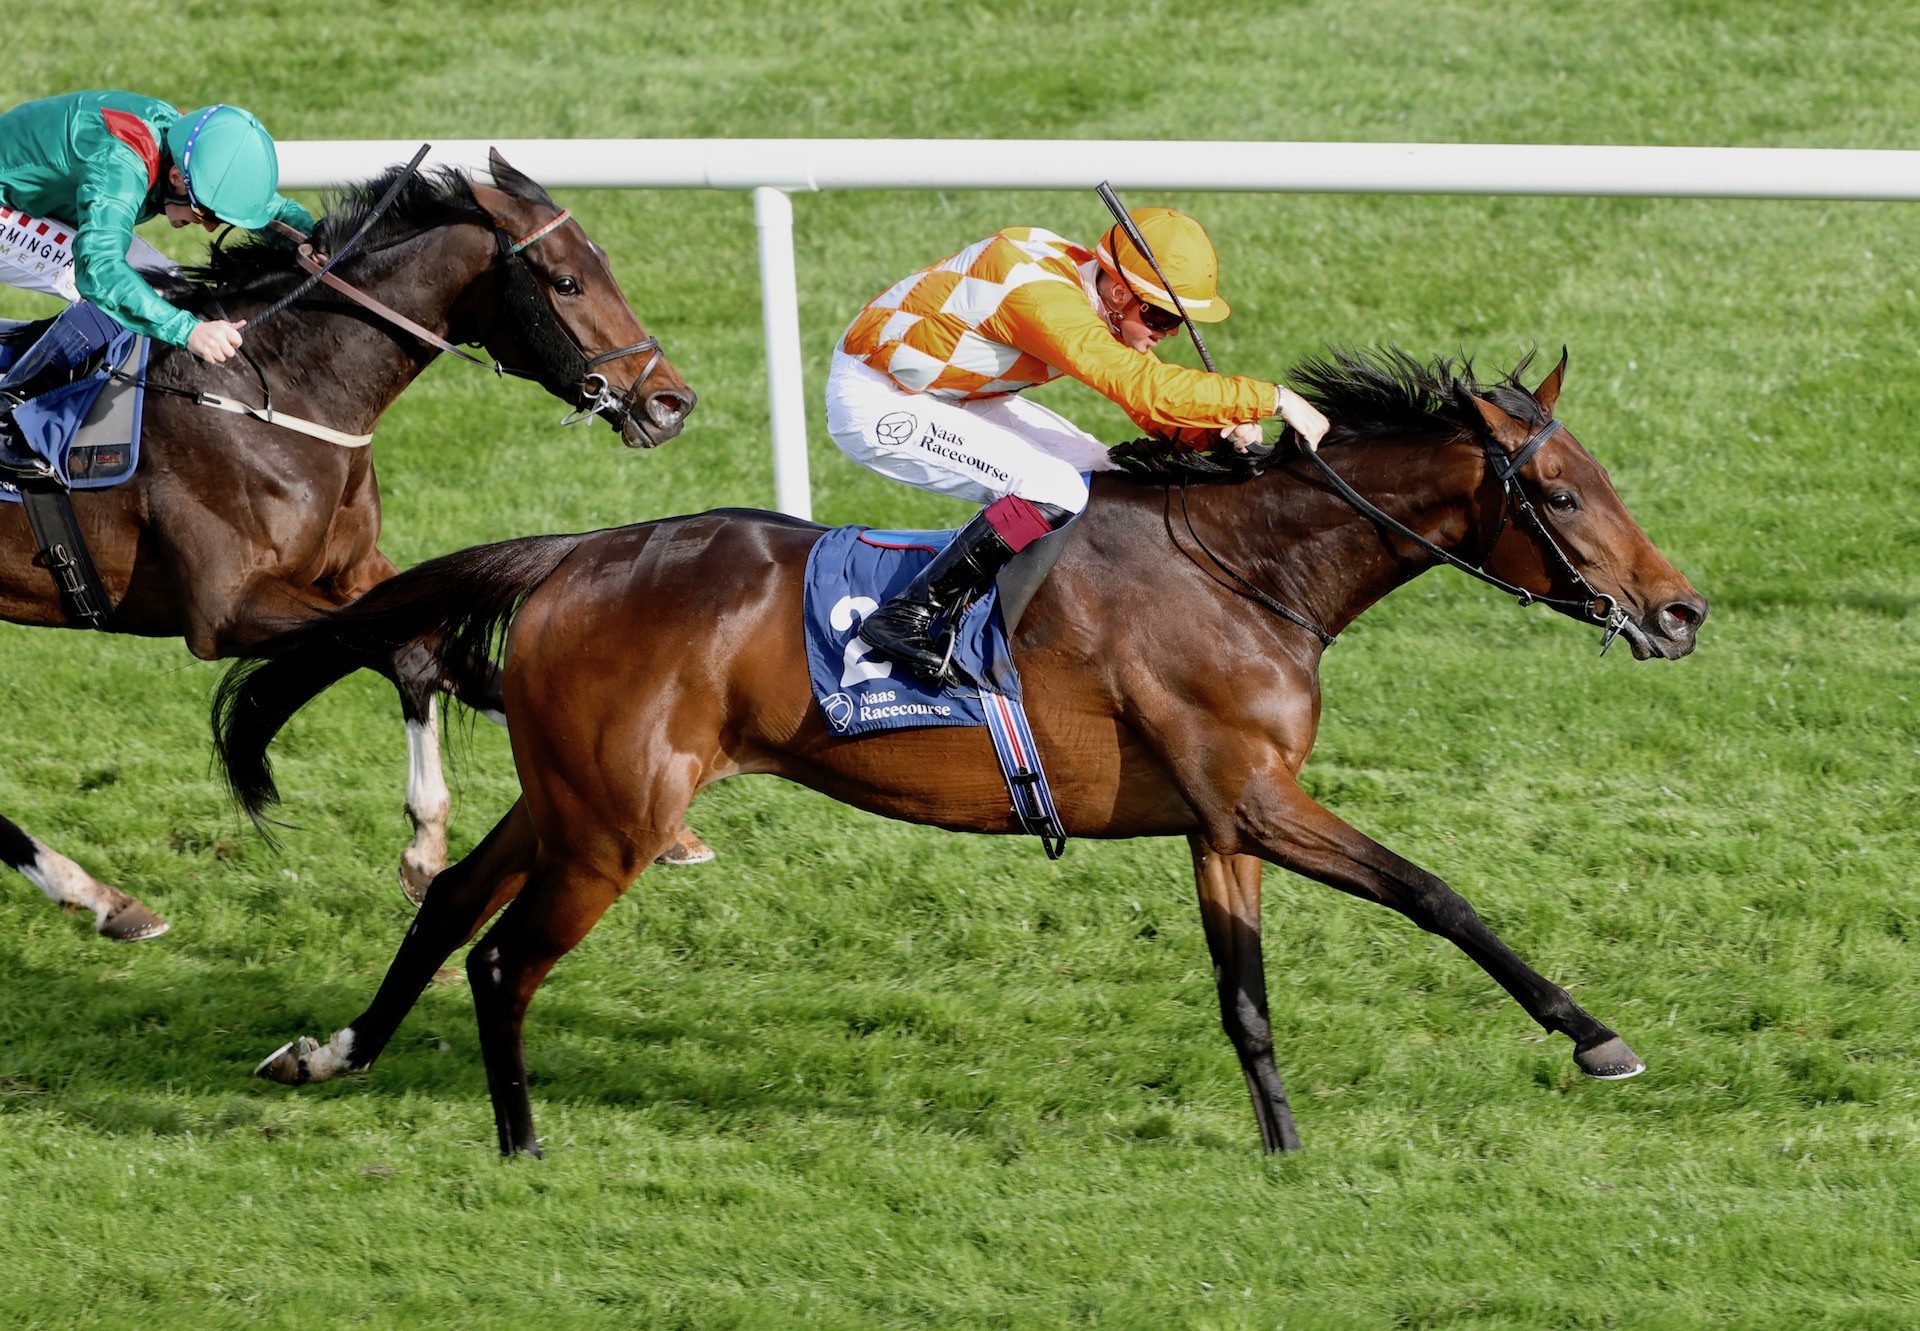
[0,391,52,479]
[859,501,1069,682]
[0,306,115,479]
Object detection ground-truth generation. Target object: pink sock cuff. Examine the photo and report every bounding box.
[982,495,1056,552]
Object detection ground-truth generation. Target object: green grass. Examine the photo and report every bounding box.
[3,3,1918,1327]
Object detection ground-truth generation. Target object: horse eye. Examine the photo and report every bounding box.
[553,275,581,296]
[1547,490,1580,512]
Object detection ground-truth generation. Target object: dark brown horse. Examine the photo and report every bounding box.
[1,150,695,940]
[216,348,1707,1155]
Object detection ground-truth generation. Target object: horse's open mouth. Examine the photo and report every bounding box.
[610,390,694,449]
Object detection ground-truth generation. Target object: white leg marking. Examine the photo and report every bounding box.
[19,838,130,928]
[400,703,451,897]
[305,1028,359,1080]
[256,1027,358,1083]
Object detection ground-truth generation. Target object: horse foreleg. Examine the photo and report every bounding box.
[1188,837,1301,1152]
[1227,775,1642,1083]
[0,812,168,942]
[257,799,537,1085]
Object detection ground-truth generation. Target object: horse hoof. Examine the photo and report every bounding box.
[256,1036,322,1085]
[398,855,438,907]
[98,900,170,943]
[1575,1035,1645,1080]
[654,826,716,867]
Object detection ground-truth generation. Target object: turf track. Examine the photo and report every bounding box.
[2,4,1916,1327]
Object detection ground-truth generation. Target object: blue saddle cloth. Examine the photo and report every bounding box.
[0,309,149,503]
[803,525,1024,737]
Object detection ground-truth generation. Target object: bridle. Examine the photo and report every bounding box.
[1179,418,1635,654]
[245,150,666,437]
[485,218,663,429]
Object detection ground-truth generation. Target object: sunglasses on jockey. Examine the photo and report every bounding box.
[1112,266,1184,335]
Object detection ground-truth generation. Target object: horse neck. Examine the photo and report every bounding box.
[1092,434,1491,640]
[211,225,498,434]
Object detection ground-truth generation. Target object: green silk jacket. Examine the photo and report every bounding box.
[0,90,314,346]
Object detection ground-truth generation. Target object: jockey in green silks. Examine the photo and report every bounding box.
[0,91,314,369]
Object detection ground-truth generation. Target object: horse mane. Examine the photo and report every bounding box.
[152,166,487,309]
[1103,344,1549,485]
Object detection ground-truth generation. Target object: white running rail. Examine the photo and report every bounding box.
[280,139,1920,517]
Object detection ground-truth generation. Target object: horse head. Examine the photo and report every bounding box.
[469,149,695,448]
[1464,351,1707,660]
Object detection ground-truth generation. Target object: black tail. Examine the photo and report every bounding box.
[213,532,587,821]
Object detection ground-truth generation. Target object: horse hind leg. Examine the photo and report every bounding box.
[256,798,539,1085]
[399,644,712,877]
[1189,837,1301,1152]
[389,651,452,905]
[467,780,689,1156]
[0,813,168,942]
[467,848,652,1158]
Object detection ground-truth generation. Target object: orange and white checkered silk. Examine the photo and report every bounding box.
[838,228,1275,440]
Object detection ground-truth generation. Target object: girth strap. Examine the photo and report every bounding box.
[189,390,373,448]
[15,477,109,628]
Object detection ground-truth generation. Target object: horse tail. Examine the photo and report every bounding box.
[213,532,587,821]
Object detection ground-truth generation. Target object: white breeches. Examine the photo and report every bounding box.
[825,351,1112,514]
[0,207,175,303]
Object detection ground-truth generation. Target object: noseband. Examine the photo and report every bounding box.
[251,147,668,439]
[490,219,663,432]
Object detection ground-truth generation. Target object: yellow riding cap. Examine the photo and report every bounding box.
[1095,207,1232,324]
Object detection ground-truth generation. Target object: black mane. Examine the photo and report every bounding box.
[153,166,486,308]
[1291,345,1549,444]
[1104,345,1549,485]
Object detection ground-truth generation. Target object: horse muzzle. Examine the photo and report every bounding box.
[1618,594,1709,661]
[610,383,695,449]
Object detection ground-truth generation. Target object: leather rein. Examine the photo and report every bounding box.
[276,214,662,430]
[215,144,662,440]
[1179,418,1633,654]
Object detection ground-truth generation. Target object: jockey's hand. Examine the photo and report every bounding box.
[1220,421,1265,453]
[1276,386,1330,454]
[188,319,244,364]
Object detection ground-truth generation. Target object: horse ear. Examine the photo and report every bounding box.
[1468,392,1532,447]
[1532,345,1569,415]
[487,149,556,207]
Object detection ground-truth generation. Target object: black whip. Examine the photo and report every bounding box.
[1094,180,1216,372]
[246,143,432,332]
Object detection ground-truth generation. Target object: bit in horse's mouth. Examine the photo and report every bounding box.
[1619,618,1657,660]
[1617,617,1691,661]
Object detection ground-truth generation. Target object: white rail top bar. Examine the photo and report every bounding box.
[279,139,1920,201]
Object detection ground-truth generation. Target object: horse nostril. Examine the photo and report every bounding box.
[646,390,694,426]
[1658,599,1705,637]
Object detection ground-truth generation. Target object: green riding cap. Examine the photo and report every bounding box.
[166,105,283,230]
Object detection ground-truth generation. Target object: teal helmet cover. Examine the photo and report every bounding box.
[165,104,281,229]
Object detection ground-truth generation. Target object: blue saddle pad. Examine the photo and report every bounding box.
[0,320,149,503]
[803,526,1024,737]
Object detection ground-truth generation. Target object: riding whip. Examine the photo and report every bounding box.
[247,143,433,332]
[1094,180,1216,372]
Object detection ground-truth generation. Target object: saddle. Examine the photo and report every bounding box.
[803,524,1072,856]
[0,307,149,628]
[0,313,146,491]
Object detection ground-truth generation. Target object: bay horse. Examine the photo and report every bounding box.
[215,348,1707,1155]
[0,149,697,942]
